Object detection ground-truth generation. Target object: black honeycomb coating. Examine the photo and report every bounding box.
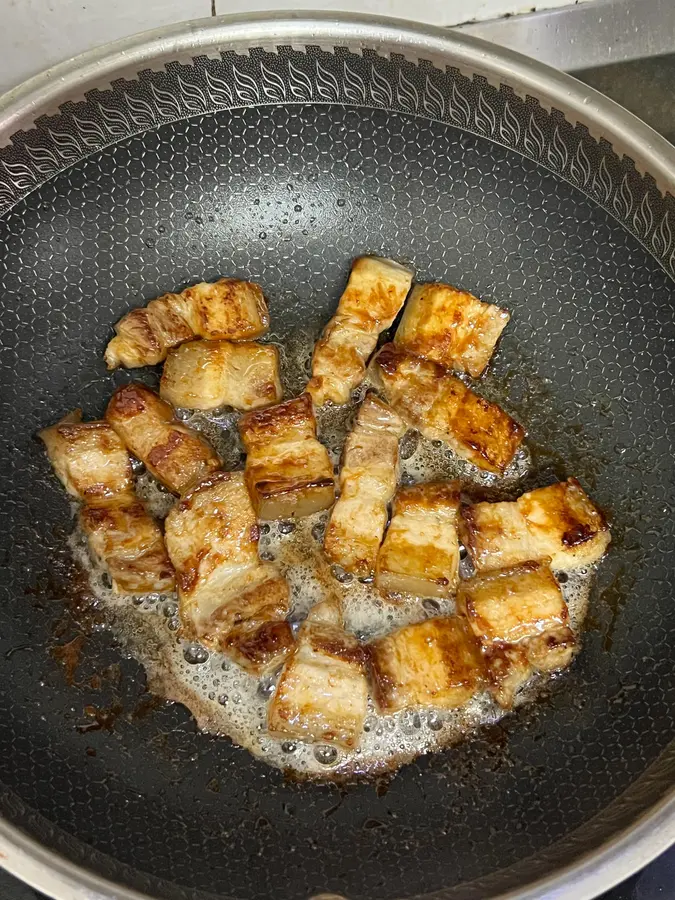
[0,101,674,900]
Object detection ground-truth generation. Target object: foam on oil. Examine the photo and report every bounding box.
[70,335,595,780]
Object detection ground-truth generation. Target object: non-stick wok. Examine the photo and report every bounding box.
[0,13,674,900]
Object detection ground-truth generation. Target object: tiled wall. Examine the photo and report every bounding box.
[0,0,585,96]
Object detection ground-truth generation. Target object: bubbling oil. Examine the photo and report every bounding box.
[69,333,595,780]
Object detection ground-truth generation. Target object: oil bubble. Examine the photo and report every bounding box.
[332,565,353,584]
[399,431,419,460]
[427,711,444,731]
[400,710,422,734]
[257,676,276,700]
[184,643,209,665]
[314,745,339,765]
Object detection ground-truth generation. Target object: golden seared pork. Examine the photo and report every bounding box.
[160,340,282,411]
[104,278,270,369]
[268,598,368,748]
[81,500,175,593]
[517,479,611,568]
[394,283,509,377]
[323,393,405,578]
[459,478,611,573]
[459,500,538,573]
[372,344,524,473]
[106,384,220,495]
[40,410,133,506]
[367,617,485,713]
[457,560,576,707]
[375,481,461,599]
[239,392,335,520]
[164,471,293,675]
[40,411,174,594]
[307,256,413,406]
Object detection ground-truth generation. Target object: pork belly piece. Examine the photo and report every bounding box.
[323,393,405,578]
[459,500,537,574]
[375,481,461,599]
[105,292,193,369]
[40,411,174,594]
[217,575,294,675]
[164,471,293,674]
[165,471,258,612]
[368,616,485,713]
[372,344,524,473]
[106,384,220,495]
[268,599,368,748]
[307,256,414,406]
[459,478,610,573]
[457,560,576,707]
[394,283,510,377]
[517,478,611,569]
[239,392,335,520]
[104,278,270,369]
[160,339,282,411]
[81,499,175,594]
[39,411,133,506]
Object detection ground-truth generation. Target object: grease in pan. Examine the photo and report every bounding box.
[41,255,610,779]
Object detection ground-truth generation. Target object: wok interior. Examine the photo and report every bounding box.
[0,103,674,899]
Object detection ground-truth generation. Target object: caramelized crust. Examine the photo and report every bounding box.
[81,499,175,594]
[268,599,368,748]
[457,561,576,707]
[324,393,405,577]
[165,471,259,604]
[41,410,174,594]
[459,478,611,573]
[376,481,461,599]
[368,617,485,713]
[40,411,133,506]
[180,279,269,341]
[239,393,335,520]
[459,500,537,573]
[517,478,611,568]
[104,278,270,368]
[307,256,413,406]
[106,384,220,495]
[372,344,524,473]
[160,339,282,411]
[218,575,293,675]
[458,560,568,644]
[164,472,292,674]
[104,294,193,368]
[395,283,509,377]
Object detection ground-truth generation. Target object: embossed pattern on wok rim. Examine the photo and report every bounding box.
[0,12,674,900]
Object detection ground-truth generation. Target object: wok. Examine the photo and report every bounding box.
[0,13,674,900]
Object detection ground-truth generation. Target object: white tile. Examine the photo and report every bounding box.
[215,0,584,29]
[0,0,586,98]
[0,0,212,96]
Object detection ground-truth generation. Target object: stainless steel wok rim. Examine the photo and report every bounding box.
[1,9,674,194]
[1,782,674,900]
[0,11,674,900]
